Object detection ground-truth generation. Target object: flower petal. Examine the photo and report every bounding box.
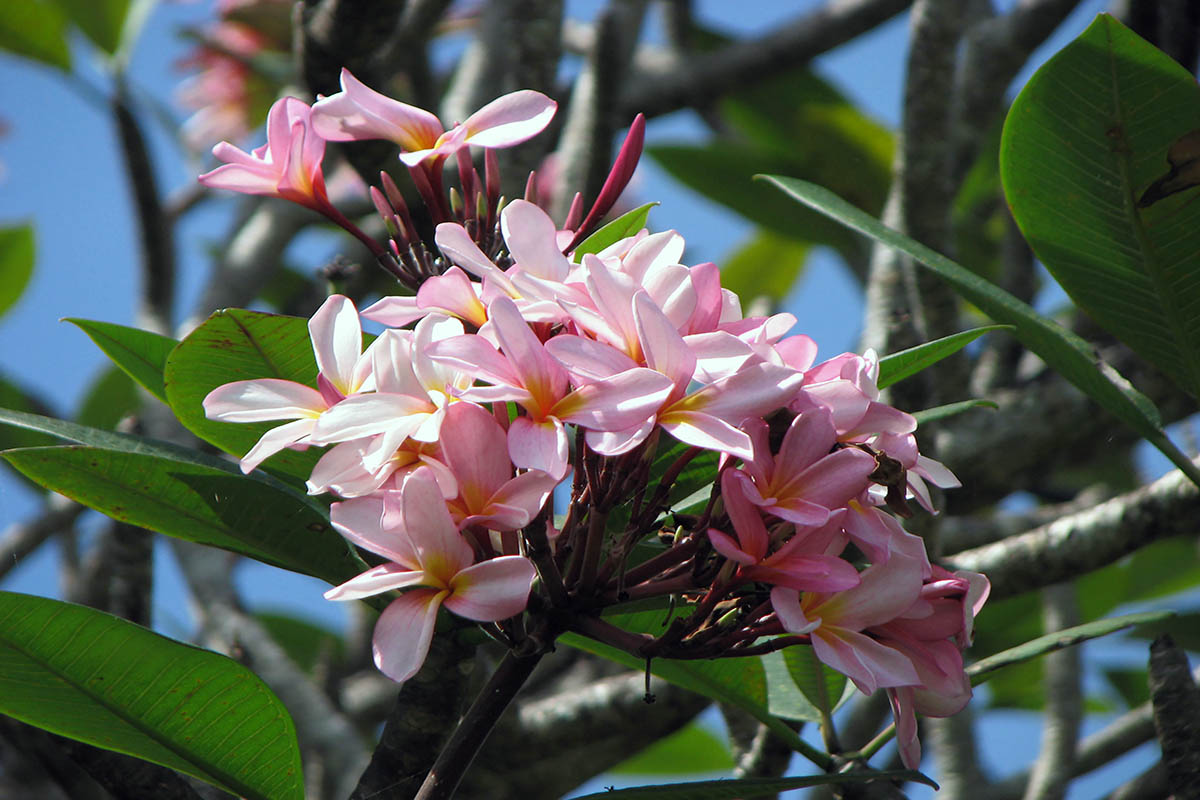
[444,555,536,621]
[461,90,556,149]
[372,588,446,683]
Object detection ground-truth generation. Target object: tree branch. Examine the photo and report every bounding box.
[619,0,913,120]
[942,462,1200,600]
[0,496,82,582]
[1022,583,1082,800]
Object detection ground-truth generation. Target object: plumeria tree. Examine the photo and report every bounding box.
[2,2,1200,800]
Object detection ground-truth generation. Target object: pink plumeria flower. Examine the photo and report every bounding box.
[730,409,878,527]
[199,96,334,215]
[771,545,928,696]
[871,431,960,514]
[325,470,536,683]
[311,68,556,167]
[439,402,560,531]
[708,471,860,593]
[549,292,805,459]
[360,266,489,329]
[305,436,456,499]
[308,315,475,466]
[429,295,675,478]
[792,351,916,440]
[873,567,989,768]
[203,294,372,472]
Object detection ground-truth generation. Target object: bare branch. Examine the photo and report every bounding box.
[927,708,989,800]
[1023,583,1083,800]
[0,496,81,582]
[459,670,709,799]
[619,0,913,120]
[1148,635,1200,798]
[552,1,646,222]
[943,462,1200,600]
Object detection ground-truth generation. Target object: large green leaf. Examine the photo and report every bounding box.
[572,203,658,261]
[610,722,734,776]
[760,175,1200,487]
[164,309,325,482]
[50,0,131,55]
[0,224,34,319]
[0,590,303,800]
[66,318,178,404]
[570,770,934,799]
[877,325,1012,389]
[1001,14,1200,398]
[0,375,56,492]
[969,609,1175,684]
[0,407,367,589]
[0,0,70,69]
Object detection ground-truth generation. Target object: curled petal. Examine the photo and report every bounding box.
[239,418,317,473]
[204,379,325,423]
[311,68,443,150]
[461,90,557,149]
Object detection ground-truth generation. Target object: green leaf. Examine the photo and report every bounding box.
[0,0,70,70]
[164,309,325,482]
[720,230,810,303]
[610,722,734,776]
[877,326,1012,389]
[969,609,1175,684]
[75,365,140,430]
[66,318,178,404]
[911,399,998,426]
[0,590,304,800]
[0,375,56,492]
[572,202,658,261]
[1001,14,1200,399]
[759,175,1200,487]
[781,645,847,720]
[569,770,935,799]
[0,407,368,589]
[50,0,131,55]
[0,224,35,319]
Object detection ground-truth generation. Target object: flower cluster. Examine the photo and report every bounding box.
[198,70,988,769]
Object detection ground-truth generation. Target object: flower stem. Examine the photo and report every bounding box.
[413,649,545,800]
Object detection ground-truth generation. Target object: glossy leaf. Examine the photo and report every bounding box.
[0,0,70,70]
[51,0,132,55]
[0,375,56,492]
[721,230,810,303]
[75,365,140,430]
[912,399,998,426]
[969,609,1175,684]
[66,318,178,404]
[781,645,847,720]
[569,770,935,799]
[610,722,734,776]
[0,224,35,319]
[0,407,368,589]
[877,326,1012,389]
[759,175,1200,487]
[0,590,303,799]
[164,309,324,482]
[1001,15,1200,398]
[572,202,658,261]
